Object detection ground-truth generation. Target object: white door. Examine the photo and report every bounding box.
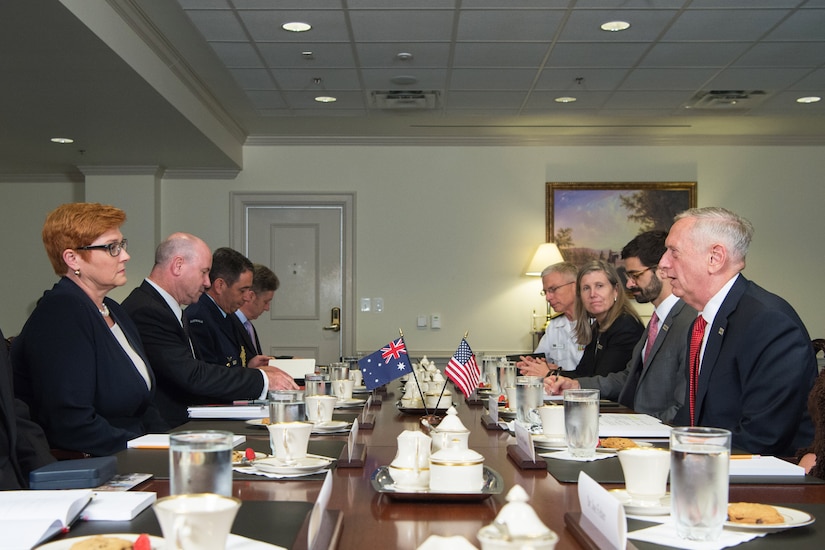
[232,194,354,363]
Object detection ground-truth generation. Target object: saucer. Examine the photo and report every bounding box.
[312,420,352,433]
[335,397,366,408]
[253,456,332,475]
[532,434,567,449]
[724,505,815,532]
[610,489,671,515]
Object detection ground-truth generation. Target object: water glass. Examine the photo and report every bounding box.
[169,431,233,496]
[563,389,599,458]
[670,427,731,541]
[499,361,517,394]
[329,362,350,396]
[515,376,543,426]
[304,374,327,397]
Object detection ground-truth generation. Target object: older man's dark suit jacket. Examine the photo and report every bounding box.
[122,281,265,427]
[579,298,696,423]
[184,293,252,368]
[672,275,816,456]
[0,328,55,489]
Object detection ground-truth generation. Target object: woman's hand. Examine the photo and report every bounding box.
[517,356,552,377]
[799,452,817,474]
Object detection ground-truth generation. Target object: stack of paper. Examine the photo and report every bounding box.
[187,403,268,419]
[81,491,157,521]
[0,489,91,549]
[127,433,246,449]
[729,456,805,477]
[598,414,672,438]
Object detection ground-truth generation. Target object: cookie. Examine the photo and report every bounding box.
[727,502,785,525]
[70,535,134,550]
[600,437,638,450]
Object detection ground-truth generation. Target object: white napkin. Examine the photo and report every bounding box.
[227,534,288,549]
[540,450,616,462]
[233,466,328,479]
[628,520,766,549]
[416,535,478,550]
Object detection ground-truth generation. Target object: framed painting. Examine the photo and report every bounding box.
[545,182,697,268]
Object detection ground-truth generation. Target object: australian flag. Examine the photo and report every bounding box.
[359,337,413,390]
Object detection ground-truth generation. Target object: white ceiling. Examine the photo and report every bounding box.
[3,0,825,177]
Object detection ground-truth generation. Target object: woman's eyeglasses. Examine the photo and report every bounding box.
[76,239,128,257]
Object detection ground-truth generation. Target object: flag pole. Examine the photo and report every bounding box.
[402,328,430,415]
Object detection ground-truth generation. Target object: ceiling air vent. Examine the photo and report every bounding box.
[371,90,439,110]
[684,90,770,110]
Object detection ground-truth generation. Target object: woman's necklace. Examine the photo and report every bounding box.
[98,303,110,317]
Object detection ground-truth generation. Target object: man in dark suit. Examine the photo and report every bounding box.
[547,231,695,423]
[661,207,815,455]
[235,264,280,357]
[122,234,296,427]
[1,327,55,489]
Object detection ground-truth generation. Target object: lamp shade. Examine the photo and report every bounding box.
[525,242,565,276]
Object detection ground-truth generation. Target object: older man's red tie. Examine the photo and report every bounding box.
[688,315,707,426]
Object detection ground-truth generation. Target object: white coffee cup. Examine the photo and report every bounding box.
[618,448,671,504]
[349,370,363,387]
[153,493,240,550]
[266,421,312,463]
[334,379,354,400]
[305,394,337,423]
[537,405,565,438]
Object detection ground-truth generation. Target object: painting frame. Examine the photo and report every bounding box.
[545,182,697,267]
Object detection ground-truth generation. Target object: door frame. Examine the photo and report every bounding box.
[230,192,356,358]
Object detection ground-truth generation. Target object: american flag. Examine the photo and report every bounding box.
[445,338,480,398]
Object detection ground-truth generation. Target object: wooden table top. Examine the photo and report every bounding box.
[129,385,825,549]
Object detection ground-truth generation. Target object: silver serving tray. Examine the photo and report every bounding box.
[395,401,450,416]
[370,465,503,501]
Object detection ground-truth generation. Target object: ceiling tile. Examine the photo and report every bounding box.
[185,10,247,41]
[271,68,361,90]
[456,9,565,41]
[535,69,629,91]
[734,42,825,67]
[450,69,540,90]
[356,43,451,67]
[453,42,550,68]
[238,10,350,41]
[640,42,751,67]
[444,91,528,109]
[230,68,276,89]
[257,42,356,68]
[349,10,455,41]
[210,42,264,67]
[663,10,791,41]
[360,69,447,89]
[602,90,693,110]
[764,9,825,40]
[281,90,366,109]
[620,68,719,90]
[557,10,679,42]
[545,43,649,67]
[705,67,812,90]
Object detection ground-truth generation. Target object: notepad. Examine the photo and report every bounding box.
[0,489,91,549]
[598,413,672,438]
[729,456,805,477]
[81,491,157,521]
[127,433,246,449]
[187,403,268,419]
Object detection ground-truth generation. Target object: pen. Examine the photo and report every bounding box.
[730,454,761,460]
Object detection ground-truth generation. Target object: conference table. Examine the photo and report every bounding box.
[61,383,825,549]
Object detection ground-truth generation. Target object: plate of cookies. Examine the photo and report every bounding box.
[39,533,163,549]
[725,503,815,532]
[598,437,653,451]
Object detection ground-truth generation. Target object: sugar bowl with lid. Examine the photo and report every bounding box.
[477,485,558,549]
[431,406,471,452]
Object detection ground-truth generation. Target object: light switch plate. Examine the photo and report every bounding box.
[360,298,371,312]
[417,315,428,328]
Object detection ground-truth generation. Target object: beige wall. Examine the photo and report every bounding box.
[2,144,823,356]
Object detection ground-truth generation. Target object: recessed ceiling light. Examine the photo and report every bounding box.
[796,96,821,104]
[50,137,74,144]
[315,96,337,103]
[600,20,630,32]
[282,22,311,32]
[554,96,577,103]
